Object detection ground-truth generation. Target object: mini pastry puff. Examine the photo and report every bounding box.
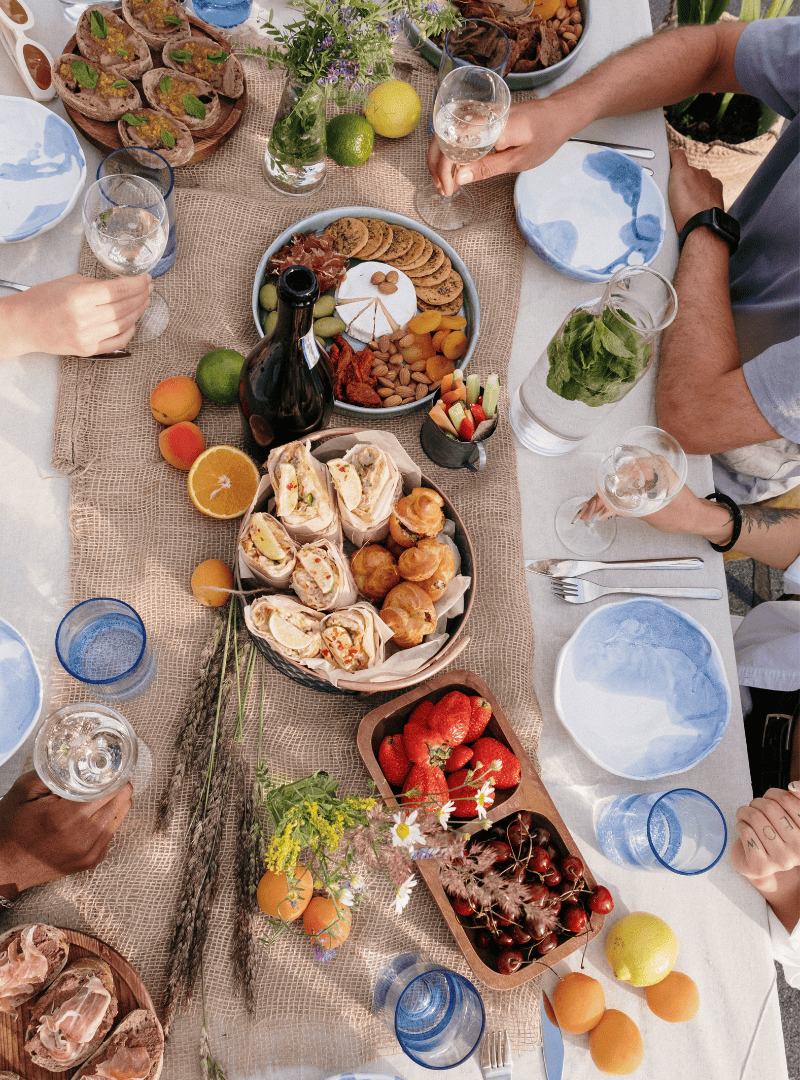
[389,487,445,548]
[351,544,401,602]
[380,582,437,648]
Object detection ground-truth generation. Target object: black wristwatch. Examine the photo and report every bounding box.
[679,208,740,255]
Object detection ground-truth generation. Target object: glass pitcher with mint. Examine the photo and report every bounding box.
[510,265,677,456]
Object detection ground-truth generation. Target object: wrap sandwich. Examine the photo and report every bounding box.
[239,512,296,588]
[267,440,339,546]
[245,595,324,663]
[326,443,402,545]
[291,540,358,612]
[319,603,388,674]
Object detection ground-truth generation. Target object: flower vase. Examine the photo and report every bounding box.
[264,76,327,196]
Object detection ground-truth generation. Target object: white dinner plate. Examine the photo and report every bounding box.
[514,142,665,282]
[0,97,86,244]
[554,598,731,780]
[0,615,43,766]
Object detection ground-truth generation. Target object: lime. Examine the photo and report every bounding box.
[326,113,375,167]
[196,348,246,406]
[364,80,421,139]
[606,912,679,987]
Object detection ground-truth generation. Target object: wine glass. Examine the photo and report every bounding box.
[555,426,688,555]
[417,65,511,232]
[82,174,169,341]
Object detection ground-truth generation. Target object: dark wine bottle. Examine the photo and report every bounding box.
[239,265,333,458]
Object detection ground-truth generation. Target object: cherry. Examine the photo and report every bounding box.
[561,903,589,935]
[530,827,550,847]
[542,866,562,887]
[526,883,549,907]
[474,929,493,950]
[486,840,513,865]
[528,846,551,874]
[497,948,524,975]
[546,893,562,917]
[587,886,615,915]
[545,843,559,862]
[496,915,515,928]
[561,855,585,882]
[452,897,475,918]
[494,930,515,948]
[535,932,559,956]
[511,925,532,945]
[526,914,550,939]
[507,864,527,884]
[507,820,528,848]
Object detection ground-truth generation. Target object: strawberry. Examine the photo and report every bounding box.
[444,744,473,774]
[403,723,450,767]
[378,733,411,788]
[429,691,471,747]
[448,767,495,819]
[458,413,475,441]
[408,699,435,727]
[471,402,487,424]
[471,736,521,790]
[464,697,492,742]
[402,762,449,811]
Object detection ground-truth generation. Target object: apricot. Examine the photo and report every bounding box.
[589,1010,644,1075]
[645,971,699,1022]
[159,421,206,471]
[257,864,313,921]
[150,376,202,425]
[408,310,442,334]
[302,895,352,950]
[439,314,467,331]
[442,330,467,361]
[426,354,455,383]
[553,972,605,1034]
[191,559,233,607]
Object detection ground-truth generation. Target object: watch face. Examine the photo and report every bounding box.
[710,207,740,247]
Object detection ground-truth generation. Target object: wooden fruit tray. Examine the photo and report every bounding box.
[61,14,246,166]
[357,669,606,990]
[0,929,154,1078]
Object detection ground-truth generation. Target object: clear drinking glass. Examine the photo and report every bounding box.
[374,951,485,1069]
[98,148,176,278]
[510,265,678,456]
[417,65,511,232]
[33,702,141,801]
[82,174,169,341]
[56,0,120,24]
[596,788,728,874]
[55,597,157,702]
[554,426,688,556]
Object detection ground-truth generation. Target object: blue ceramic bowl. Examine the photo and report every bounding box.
[514,142,666,281]
[0,615,43,765]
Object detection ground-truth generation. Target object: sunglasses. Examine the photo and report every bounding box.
[0,0,55,102]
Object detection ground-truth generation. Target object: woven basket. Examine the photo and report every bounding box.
[236,428,474,696]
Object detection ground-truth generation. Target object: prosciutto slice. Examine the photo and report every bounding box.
[0,927,49,1014]
[95,1044,152,1079]
[38,977,112,1063]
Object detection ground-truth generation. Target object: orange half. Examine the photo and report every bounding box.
[188,445,260,519]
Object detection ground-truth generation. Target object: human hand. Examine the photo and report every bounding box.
[668,147,724,234]
[0,771,133,895]
[1,274,152,361]
[427,99,574,196]
[731,786,800,885]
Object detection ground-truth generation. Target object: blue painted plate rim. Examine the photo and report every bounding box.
[513,143,666,283]
[0,614,44,766]
[0,96,87,246]
[553,597,731,781]
[322,1074,405,1080]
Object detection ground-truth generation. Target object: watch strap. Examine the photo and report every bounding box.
[705,491,743,552]
[679,208,740,255]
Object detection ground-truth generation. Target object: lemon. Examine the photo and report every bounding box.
[364,80,421,139]
[326,113,375,166]
[606,912,679,987]
[248,514,285,561]
[269,612,314,652]
[196,348,247,406]
[327,459,362,511]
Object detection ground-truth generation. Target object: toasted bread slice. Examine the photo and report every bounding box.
[73,1009,164,1080]
[141,68,220,133]
[0,925,69,1018]
[75,6,152,80]
[162,35,244,99]
[53,56,141,122]
[121,0,190,48]
[118,108,195,167]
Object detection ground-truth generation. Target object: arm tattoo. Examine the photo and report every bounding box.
[741,506,800,534]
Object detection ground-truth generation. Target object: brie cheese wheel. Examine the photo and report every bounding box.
[334,261,418,343]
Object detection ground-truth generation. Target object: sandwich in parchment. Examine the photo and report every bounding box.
[326,443,402,546]
[267,440,339,546]
[0,925,69,1018]
[246,595,324,662]
[239,512,297,588]
[73,1009,164,1080]
[291,540,358,612]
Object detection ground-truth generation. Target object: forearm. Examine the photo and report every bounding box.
[747,866,800,935]
[0,293,43,360]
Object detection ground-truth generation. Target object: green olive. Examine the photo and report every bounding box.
[263,310,278,335]
[313,294,336,318]
[315,336,328,350]
[313,316,346,338]
[259,282,278,311]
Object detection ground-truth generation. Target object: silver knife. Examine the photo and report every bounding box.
[527,557,704,579]
[569,137,655,159]
[0,279,30,291]
[541,990,564,1080]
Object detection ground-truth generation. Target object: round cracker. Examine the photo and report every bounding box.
[369,220,394,260]
[407,246,447,281]
[389,232,426,269]
[415,268,463,305]
[417,294,464,317]
[397,236,433,272]
[324,217,370,257]
[382,225,415,261]
[354,217,388,260]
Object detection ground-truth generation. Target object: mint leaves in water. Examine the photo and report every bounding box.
[546,307,650,407]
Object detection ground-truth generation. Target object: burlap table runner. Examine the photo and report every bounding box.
[11,49,546,1077]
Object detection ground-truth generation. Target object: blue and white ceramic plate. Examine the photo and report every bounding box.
[554,598,730,781]
[514,143,665,281]
[0,615,43,766]
[0,97,86,244]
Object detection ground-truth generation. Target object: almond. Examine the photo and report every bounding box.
[388,342,398,355]
[415,382,429,400]
[399,366,411,386]
[378,387,396,398]
[372,363,389,377]
[385,270,399,283]
[383,395,402,407]
[378,335,391,352]
[409,359,428,371]
[378,375,397,389]
[398,334,415,348]
[371,271,386,285]
[378,281,398,294]
[412,371,432,383]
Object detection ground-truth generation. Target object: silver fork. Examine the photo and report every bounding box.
[551,577,721,603]
[481,1030,512,1080]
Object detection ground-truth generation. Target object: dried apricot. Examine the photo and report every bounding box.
[439,315,467,331]
[408,311,442,334]
[442,330,467,361]
[432,329,449,351]
[426,354,455,383]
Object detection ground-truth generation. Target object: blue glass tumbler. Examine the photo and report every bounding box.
[191,0,251,28]
[55,598,157,703]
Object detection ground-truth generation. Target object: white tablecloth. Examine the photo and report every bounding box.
[0,2,788,1078]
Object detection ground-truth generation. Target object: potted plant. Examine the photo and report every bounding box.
[661,0,792,206]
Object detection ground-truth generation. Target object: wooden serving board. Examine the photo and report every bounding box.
[357,669,606,990]
[0,929,154,1079]
[61,15,247,166]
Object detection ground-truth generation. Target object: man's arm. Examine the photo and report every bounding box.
[429,22,748,193]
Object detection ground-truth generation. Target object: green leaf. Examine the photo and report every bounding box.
[112,79,129,89]
[160,129,176,148]
[99,208,112,226]
[122,112,148,125]
[164,14,183,24]
[90,10,108,38]
[116,47,129,57]
[169,49,192,61]
[159,75,172,93]
[182,93,207,120]
[207,50,229,64]
[70,60,98,89]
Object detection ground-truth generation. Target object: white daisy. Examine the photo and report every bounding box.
[437,800,456,828]
[475,782,494,820]
[391,810,424,848]
[394,874,417,914]
[338,887,355,907]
